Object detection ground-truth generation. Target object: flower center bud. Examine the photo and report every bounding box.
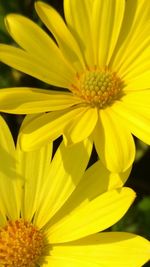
[0,219,45,267]
[71,68,123,108]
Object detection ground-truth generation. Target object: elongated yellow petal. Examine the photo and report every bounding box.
[78,161,131,195]
[92,0,125,66]
[0,116,22,223]
[94,108,135,172]
[33,139,92,228]
[122,90,150,108]
[50,232,150,267]
[5,14,75,78]
[0,88,82,113]
[5,14,58,58]
[0,116,15,154]
[0,44,74,88]
[118,26,150,80]
[112,96,150,145]
[19,107,86,151]
[46,187,135,243]
[64,0,94,66]
[111,0,150,74]
[17,142,52,222]
[124,71,150,92]
[47,161,131,228]
[64,107,98,144]
[35,1,85,71]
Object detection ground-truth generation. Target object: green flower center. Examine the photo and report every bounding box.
[71,68,123,108]
[0,219,44,267]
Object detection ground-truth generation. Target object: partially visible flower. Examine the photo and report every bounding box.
[0,115,149,267]
[0,0,149,172]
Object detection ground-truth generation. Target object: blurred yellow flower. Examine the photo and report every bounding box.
[0,0,149,172]
[0,116,149,267]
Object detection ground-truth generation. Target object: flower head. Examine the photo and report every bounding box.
[0,0,149,172]
[0,115,149,266]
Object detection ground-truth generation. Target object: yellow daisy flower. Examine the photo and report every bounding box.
[0,0,149,172]
[0,115,150,267]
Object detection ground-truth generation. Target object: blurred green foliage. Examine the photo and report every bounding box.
[0,0,149,266]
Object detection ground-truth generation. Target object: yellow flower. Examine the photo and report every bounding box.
[0,0,149,172]
[0,115,149,267]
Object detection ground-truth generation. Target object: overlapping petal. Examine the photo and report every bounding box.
[46,187,135,243]
[112,96,150,145]
[124,71,150,92]
[46,160,131,230]
[64,107,98,144]
[50,233,150,267]
[0,116,21,224]
[93,108,135,172]
[19,107,88,151]
[111,0,150,75]
[35,1,85,71]
[17,142,52,222]
[0,44,73,87]
[34,139,92,228]
[92,0,125,66]
[0,88,82,113]
[64,0,94,66]
[118,26,150,81]
[0,116,149,267]
[5,14,75,77]
[0,0,149,174]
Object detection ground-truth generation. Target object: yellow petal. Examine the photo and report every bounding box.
[64,107,98,144]
[0,209,6,227]
[122,90,150,108]
[5,14,75,79]
[93,108,135,172]
[64,0,94,66]
[35,1,85,71]
[42,257,91,267]
[92,0,125,66]
[0,44,73,88]
[118,26,150,80]
[111,0,150,75]
[112,95,150,145]
[47,161,131,229]
[33,139,92,228]
[0,116,15,154]
[19,107,87,151]
[0,116,21,222]
[79,161,131,195]
[0,88,82,113]
[50,232,150,267]
[46,187,135,243]
[124,71,150,92]
[17,142,53,222]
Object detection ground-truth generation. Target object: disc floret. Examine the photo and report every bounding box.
[0,219,45,267]
[71,67,123,108]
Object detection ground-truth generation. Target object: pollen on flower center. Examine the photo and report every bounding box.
[70,67,123,108]
[0,219,45,267]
